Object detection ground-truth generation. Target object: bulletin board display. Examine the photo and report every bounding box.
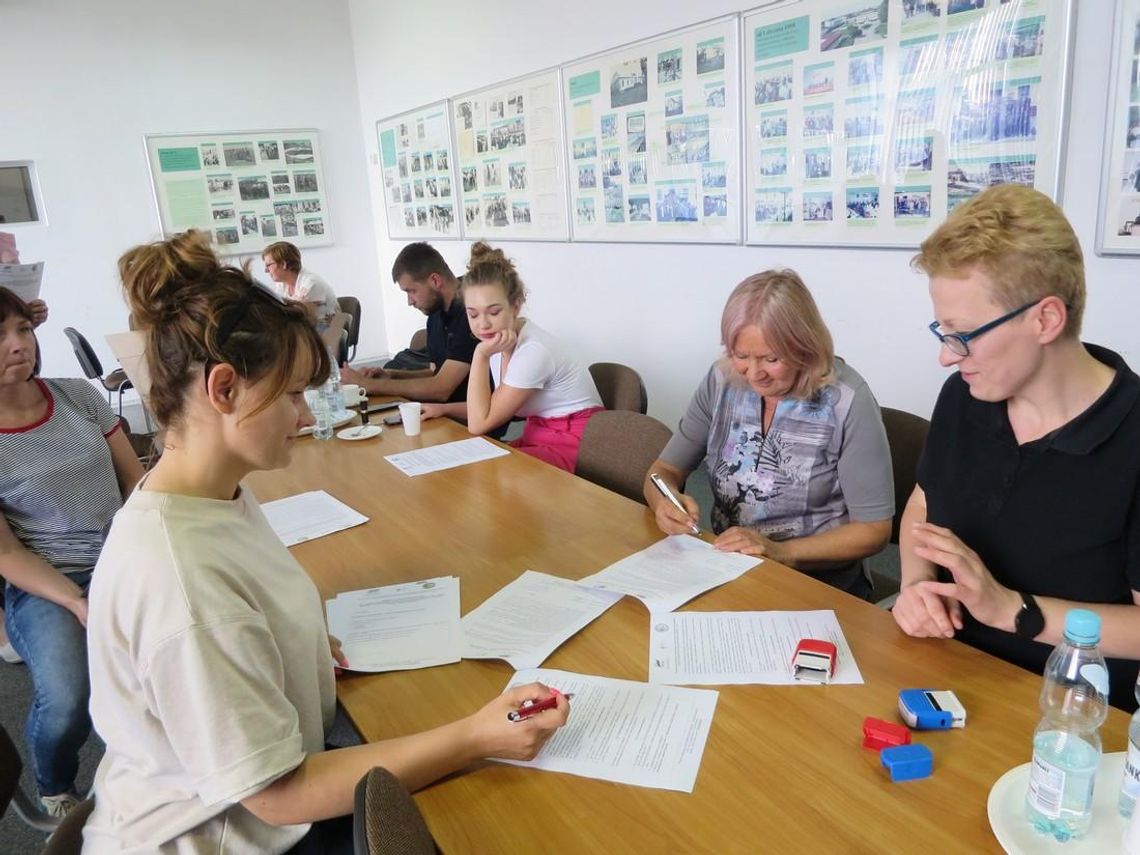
[452,69,571,241]
[561,15,743,243]
[376,102,461,239]
[1096,0,1140,255]
[144,129,333,254]
[742,0,1074,248]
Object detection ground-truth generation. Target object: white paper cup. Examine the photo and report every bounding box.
[399,402,422,436]
[340,384,366,409]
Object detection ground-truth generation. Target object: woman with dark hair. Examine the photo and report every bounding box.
[0,286,143,817]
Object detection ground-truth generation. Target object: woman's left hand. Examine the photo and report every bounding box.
[714,526,786,563]
[474,329,517,358]
[329,634,349,676]
[420,404,446,420]
[28,299,48,327]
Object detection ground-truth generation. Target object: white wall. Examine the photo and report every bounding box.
[2,0,386,396]
[348,0,1140,427]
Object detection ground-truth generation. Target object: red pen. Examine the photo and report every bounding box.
[507,691,573,722]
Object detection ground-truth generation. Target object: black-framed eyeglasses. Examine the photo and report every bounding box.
[204,280,289,387]
[927,299,1039,357]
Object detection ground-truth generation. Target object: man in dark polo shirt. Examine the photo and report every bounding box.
[342,243,475,404]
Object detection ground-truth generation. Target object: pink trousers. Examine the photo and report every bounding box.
[510,406,604,472]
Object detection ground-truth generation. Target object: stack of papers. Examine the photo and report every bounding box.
[261,490,368,546]
[326,577,461,673]
[385,437,509,476]
[0,261,43,303]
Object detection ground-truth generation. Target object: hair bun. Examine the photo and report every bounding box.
[120,230,218,328]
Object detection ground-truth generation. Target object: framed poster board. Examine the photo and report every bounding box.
[376,102,461,239]
[561,15,743,243]
[452,69,570,241]
[743,0,1074,248]
[144,129,332,254]
[1097,0,1140,255]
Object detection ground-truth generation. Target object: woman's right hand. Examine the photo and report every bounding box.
[653,491,701,536]
[468,682,569,761]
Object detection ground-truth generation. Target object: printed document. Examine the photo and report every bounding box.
[0,261,43,303]
[497,668,718,793]
[261,490,368,546]
[385,437,509,476]
[461,570,623,669]
[648,609,864,686]
[326,577,461,672]
[577,535,759,613]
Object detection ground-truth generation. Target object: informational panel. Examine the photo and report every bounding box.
[145,129,332,254]
[1097,0,1140,255]
[376,102,461,239]
[743,0,1074,247]
[561,16,743,243]
[452,69,570,241]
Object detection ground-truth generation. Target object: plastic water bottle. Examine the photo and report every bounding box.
[1026,609,1109,841]
[1119,675,1140,817]
[323,350,343,418]
[311,387,333,440]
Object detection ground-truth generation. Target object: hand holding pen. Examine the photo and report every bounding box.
[650,473,701,536]
[508,689,574,722]
[473,682,570,761]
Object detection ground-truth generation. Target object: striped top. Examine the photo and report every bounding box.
[0,378,123,574]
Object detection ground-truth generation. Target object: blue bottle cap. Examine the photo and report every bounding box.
[1063,609,1101,645]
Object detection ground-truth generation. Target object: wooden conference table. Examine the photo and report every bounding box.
[247,414,1129,854]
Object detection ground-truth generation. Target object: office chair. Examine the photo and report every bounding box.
[0,720,61,834]
[575,410,672,503]
[337,296,362,360]
[62,327,132,417]
[352,767,438,854]
[872,406,931,606]
[588,362,648,414]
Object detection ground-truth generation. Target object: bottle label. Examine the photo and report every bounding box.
[1028,752,1066,819]
[1124,741,1140,799]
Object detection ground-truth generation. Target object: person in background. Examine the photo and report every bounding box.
[421,242,603,473]
[262,240,339,334]
[643,270,893,599]
[0,287,143,817]
[84,231,567,853]
[893,184,1140,712]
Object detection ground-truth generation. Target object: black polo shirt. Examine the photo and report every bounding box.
[919,344,1140,711]
[425,293,477,404]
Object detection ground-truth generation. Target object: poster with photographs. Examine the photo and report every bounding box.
[452,69,570,241]
[1097,0,1140,255]
[743,0,1073,247]
[144,129,332,255]
[376,102,460,239]
[561,16,742,243]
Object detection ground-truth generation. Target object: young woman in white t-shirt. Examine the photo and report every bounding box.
[84,231,568,854]
[422,242,603,472]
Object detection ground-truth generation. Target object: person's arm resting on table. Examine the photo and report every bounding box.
[463,345,536,435]
[341,358,469,403]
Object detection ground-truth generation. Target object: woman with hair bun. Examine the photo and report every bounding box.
[84,231,567,853]
[422,242,603,472]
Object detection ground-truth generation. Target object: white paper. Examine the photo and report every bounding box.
[326,577,461,673]
[461,570,623,669]
[260,490,368,546]
[497,668,718,793]
[384,436,509,477]
[648,609,864,686]
[0,261,43,302]
[578,535,759,613]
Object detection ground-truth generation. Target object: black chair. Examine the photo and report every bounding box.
[338,296,362,361]
[575,410,673,503]
[871,407,931,605]
[62,327,132,416]
[588,362,648,414]
[0,720,61,834]
[353,767,438,855]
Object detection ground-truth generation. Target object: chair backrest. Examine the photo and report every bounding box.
[353,767,438,855]
[338,296,361,350]
[589,362,648,414]
[0,720,60,833]
[575,410,672,503]
[41,797,94,855]
[880,406,931,544]
[408,328,428,353]
[62,327,103,380]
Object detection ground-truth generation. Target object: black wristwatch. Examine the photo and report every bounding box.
[1014,591,1045,639]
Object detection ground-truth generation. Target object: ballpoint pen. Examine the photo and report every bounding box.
[649,473,700,536]
[507,691,574,722]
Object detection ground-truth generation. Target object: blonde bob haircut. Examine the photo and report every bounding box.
[720,269,835,400]
[913,184,1085,337]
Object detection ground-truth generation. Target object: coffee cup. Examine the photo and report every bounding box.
[398,402,422,436]
[341,384,366,410]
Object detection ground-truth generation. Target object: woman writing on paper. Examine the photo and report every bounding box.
[421,242,603,473]
[83,231,568,853]
[643,270,894,599]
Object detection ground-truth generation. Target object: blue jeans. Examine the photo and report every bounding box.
[4,570,92,797]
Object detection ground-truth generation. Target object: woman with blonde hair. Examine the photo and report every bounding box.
[83,231,568,852]
[422,242,603,472]
[644,270,893,598]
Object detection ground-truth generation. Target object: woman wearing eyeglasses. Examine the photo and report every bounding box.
[894,184,1140,712]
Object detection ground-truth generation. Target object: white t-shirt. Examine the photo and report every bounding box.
[490,320,602,418]
[289,269,339,329]
[84,485,336,854]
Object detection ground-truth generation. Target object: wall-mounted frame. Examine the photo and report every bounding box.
[451,68,571,242]
[376,101,461,239]
[743,0,1074,248]
[561,14,744,244]
[0,161,46,226]
[1097,0,1140,255]
[144,129,333,255]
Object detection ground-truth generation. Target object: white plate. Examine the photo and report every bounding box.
[988,751,1127,853]
[299,411,355,436]
[337,424,382,441]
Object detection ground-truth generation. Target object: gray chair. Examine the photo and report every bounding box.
[62,327,131,416]
[0,720,61,834]
[409,328,427,352]
[353,767,438,855]
[338,296,362,360]
[871,406,931,605]
[575,410,672,503]
[42,797,94,854]
[588,362,648,414]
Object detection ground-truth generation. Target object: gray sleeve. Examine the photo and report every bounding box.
[659,364,721,474]
[836,377,895,523]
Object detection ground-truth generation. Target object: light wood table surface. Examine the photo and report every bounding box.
[247,415,1129,854]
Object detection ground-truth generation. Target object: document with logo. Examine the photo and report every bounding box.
[0,261,43,303]
[384,437,509,476]
[261,490,368,546]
